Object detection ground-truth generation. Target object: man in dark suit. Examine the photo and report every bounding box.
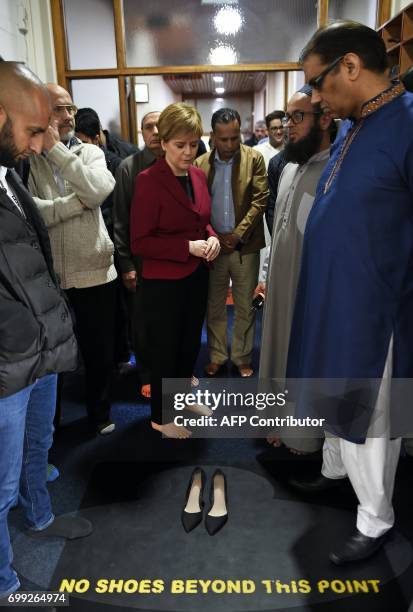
[0,62,92,600]
[113,111,162,397]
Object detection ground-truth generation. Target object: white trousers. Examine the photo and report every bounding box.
[321,338,401,538]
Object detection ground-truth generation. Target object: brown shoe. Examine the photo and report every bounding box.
[205,362,222,376]
[238,364,253,377]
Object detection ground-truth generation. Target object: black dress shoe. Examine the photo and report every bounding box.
[205,469,228,536]
[330,529,388,565]
[181,467,206,533]
[289,474,346,493]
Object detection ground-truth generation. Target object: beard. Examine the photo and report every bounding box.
[0,116,21,167]
[283,122,323,165]
[60,128,75,142]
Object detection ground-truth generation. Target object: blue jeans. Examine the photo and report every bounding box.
[0,374,56,598]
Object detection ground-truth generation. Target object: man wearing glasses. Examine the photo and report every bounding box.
[258,85,333,455]
[28,84,117,436]
[253,110,285,170]
[287,21,413,564]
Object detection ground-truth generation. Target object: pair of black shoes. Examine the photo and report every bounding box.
[181,468,228,535]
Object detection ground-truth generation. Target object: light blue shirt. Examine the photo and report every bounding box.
[211,151,235,233]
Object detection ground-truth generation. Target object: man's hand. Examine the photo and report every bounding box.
[42,120,60,152]
[189,240,208,258]
[122,270,137,292]
[217,232,240,253]
[253,281,266,298]
[204,236,220,262]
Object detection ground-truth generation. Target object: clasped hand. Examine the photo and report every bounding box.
[189,236,220,262]
[217,232,239,254]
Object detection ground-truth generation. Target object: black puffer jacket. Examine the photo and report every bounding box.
[0,169,77,398]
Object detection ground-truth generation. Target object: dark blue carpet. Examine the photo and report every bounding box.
[7,307,413,612]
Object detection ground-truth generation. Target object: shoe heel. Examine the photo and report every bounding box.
[181,467,206,533]
[205,469,228,536]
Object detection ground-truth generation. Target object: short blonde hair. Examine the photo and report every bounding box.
[157,103,203,141]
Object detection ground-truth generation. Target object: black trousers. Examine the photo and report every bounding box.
[65,280,117,427]
[143,263,209,424]
[127,282,151,386]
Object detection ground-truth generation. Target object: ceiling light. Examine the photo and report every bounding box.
[214,6,243,36]
[202,0,238,4]
[209,44,237,65]
[213,75,224,83]
[215,97,224,102]
[215,87,225,94]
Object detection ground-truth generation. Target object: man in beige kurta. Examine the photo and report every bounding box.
[258,87,333,452]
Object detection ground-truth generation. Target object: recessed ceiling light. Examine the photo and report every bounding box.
[209,44,237,65]
[214,6,243,36]
[213,76,224,83]
[215,87,225,94]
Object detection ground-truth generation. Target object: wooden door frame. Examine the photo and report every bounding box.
[54,0,394,140]
[49,0,310,140]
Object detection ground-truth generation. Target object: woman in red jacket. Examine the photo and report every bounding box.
[131,103,220,438]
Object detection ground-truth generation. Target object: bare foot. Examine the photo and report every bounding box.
[191,375,199,387]
[266,434,309,455]
[266,434,282,447]
[151,421,192,439]
[141,384,151,399]
[184,403,213,417]
[289,447,310,456]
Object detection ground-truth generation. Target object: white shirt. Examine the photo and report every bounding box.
[0,165,26,217]
[253,141,282,170]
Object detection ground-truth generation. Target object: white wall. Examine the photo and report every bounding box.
[329,0,377,27]
[26,0,56,82]
[0,0,28,63]
[0,0,56,82]
[391,0,412,16]
[391,0,412,15]
[265,73,285,114]
[253,88,265,122]
[287,71,305,101]
[136,75,180,145]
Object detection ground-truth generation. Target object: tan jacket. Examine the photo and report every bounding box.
[194,144,268,254]
[29,140,116,289]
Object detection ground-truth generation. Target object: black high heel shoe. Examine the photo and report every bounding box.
[205,469,228,536]
[181,467,206,532]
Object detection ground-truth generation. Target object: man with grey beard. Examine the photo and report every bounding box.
[28,84,117,436]
[257,85,334,454]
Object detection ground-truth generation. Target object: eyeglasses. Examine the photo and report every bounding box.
[268,125,284,132]
[53,105,78,116]
[281,111,321,126]
[308,55,344,91]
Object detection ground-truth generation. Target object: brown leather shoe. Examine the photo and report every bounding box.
[205,362,222,376]
[238,364,254,377]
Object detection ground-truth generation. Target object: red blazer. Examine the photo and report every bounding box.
[130,157,216,279]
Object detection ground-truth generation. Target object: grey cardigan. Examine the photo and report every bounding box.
[28,140,117,289]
